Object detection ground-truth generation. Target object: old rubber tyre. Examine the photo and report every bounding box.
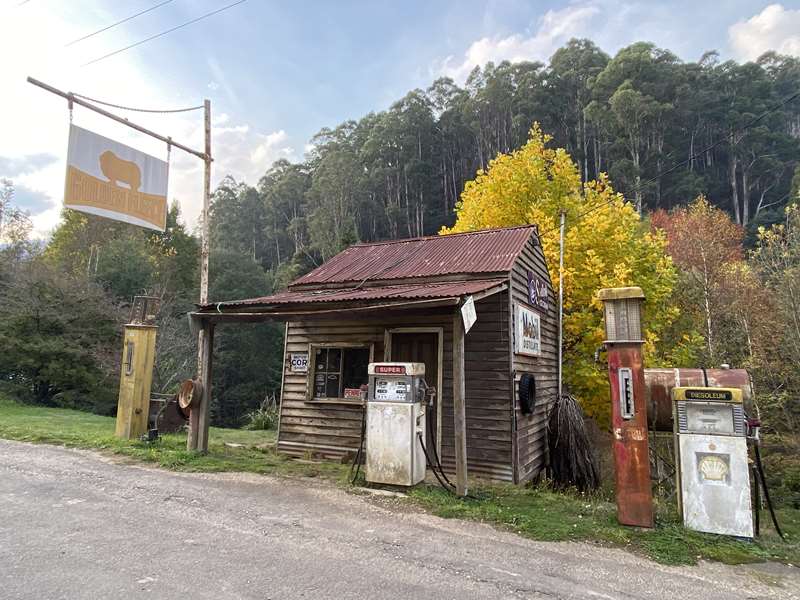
[178,378,203,412]
[518,373,536,415]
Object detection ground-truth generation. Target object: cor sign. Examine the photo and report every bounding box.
[290,353,309,373]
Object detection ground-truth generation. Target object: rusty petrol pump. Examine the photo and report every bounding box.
[598,287,654,528]
[115,296,160,440]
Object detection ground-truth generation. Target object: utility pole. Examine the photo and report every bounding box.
[189,99,213,453]
[557,209,565,400]
[200,99,211,308]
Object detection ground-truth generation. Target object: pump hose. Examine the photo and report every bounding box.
[349,403,367,485]
[426,403,456,489]
[753,442,785,539]
[417,432,455,493]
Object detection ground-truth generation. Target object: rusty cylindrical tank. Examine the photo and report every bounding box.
[643,368,753,431]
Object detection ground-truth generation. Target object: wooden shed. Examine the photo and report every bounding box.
[194,224,557,484]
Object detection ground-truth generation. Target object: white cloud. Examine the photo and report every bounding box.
[438,3,600,81]
[0,3,297,239]
[729,4,800,61]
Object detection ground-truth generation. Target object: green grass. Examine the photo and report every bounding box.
[408,482,799,566]
[1,396,798,566]
[0,397,347,480]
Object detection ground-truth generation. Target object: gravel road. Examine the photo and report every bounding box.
[0,439,797,599]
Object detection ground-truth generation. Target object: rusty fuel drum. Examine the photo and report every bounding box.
[643,368,753,431]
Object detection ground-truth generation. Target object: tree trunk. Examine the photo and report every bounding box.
[729,152,741,225]
[742,168,750,227]
[701,250,715,363]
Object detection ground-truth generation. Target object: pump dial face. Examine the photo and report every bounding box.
[374,377,409,402]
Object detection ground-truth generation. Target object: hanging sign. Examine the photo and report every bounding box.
[527,271,549,313]
[461,295,477,333]
[515,303,542,356]
[290,353,309,373]
[64,124,168,231]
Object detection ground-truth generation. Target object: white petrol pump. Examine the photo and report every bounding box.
[673,387,753,538]
[365,362,427,487]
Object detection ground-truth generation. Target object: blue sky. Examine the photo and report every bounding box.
[2,0,799,235]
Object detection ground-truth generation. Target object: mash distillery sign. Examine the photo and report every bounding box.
[515,303,542,356]
[64,125,168,231]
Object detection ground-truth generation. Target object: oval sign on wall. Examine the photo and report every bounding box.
[527,271,549,313]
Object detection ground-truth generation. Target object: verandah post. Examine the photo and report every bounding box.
[453,309,468,496]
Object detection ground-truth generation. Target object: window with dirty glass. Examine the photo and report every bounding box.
[309,346,370,400]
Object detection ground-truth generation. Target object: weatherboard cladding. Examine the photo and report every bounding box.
[289,225,536,287]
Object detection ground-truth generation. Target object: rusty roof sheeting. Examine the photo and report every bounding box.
[290,225,535,287]
[203,279,506,310]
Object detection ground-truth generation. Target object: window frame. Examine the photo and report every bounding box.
[305,342,374,403]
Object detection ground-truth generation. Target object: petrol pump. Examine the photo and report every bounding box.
[365,362,428,486]
[598,287,654,528]
[673,386,753,538]
[115,296,159,440]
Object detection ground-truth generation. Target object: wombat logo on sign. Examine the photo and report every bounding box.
[64,125,167,231]
[99,151,142,192]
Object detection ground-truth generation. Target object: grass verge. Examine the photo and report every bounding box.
[408,484,798,566]
[0,397,347,480]
[1,396,797,566]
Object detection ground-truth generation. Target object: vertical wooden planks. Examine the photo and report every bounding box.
[452,309,468,496]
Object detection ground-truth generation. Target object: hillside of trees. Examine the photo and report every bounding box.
[226,39,800,288]
[1,39,799,440]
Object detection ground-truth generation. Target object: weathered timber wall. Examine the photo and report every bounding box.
[438,291,512,481]
[277,293,514,481]
[509,233,558,483]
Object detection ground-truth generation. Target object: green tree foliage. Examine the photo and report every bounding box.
[0,259,120,413]
[752,205,800,431]
[207,188,286,427]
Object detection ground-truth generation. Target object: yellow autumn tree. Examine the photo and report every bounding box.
[442,124,684,422]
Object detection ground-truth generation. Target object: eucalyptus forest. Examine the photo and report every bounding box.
[1,38,799,490]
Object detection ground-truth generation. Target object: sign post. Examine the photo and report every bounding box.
[27,77,214,452]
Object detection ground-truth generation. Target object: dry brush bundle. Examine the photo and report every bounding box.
[547,392,601,492]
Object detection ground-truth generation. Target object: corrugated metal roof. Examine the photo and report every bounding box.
[290,225,535,287]
[206,279,506,309]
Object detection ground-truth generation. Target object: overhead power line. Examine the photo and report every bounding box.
[82,0,248,67]
[65,0,175,47]
[538,88,800,238]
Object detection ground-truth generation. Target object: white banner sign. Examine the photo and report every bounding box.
[64,125,168,231]
[515,303,542,356]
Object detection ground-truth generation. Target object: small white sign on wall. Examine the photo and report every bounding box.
[515,304,542,356]
[461,295,477,333]
[290,353,309,372]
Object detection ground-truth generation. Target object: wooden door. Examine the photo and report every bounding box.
[390,332,439,446]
